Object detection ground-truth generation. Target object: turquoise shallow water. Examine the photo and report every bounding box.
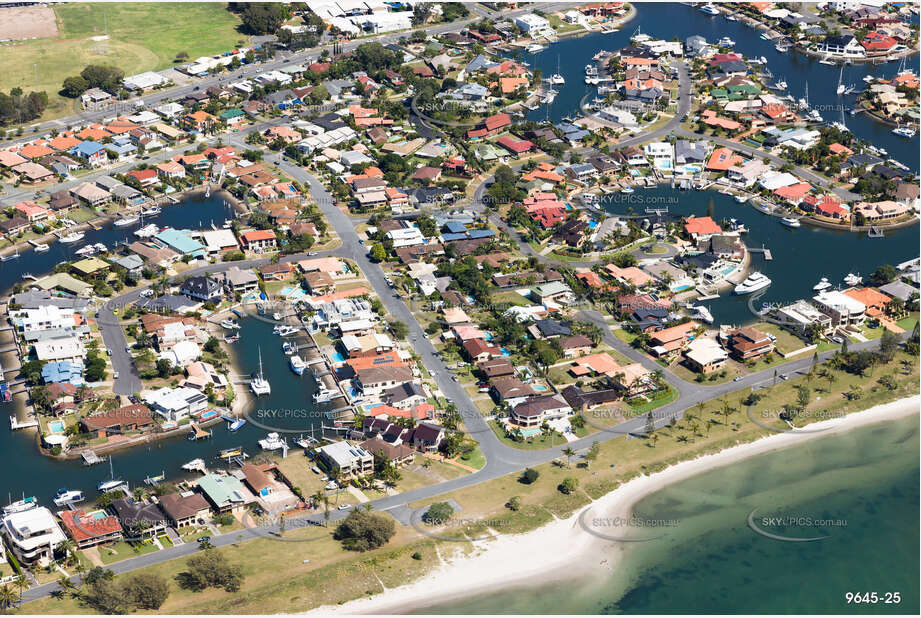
[412,414,920,614]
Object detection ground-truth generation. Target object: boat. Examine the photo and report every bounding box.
[259,432,287,451]
[313,386,341,404]
[113,216,139,228]
[687,304,714,324]
[780,216,802,228]
[813,277,832,291]
[97,479,124,492]
[59,231,85,244]
[53,489,85,507]
[3,496,38,516]
[699,3,720,15]
[220,319,240,330]
[726,14,737,21]
[542,89,557,104]
[868,226,884,238]
[289,355,307,375]
[224,334,240,343]
[775,43,790,53]
[819,57,836,66]
[547,73,564,85]
[228,418,246,432]
[734,272,772,295]
[33,243,50,253]
[526,43,546,53]
[718,37,735,47]
[620,186,635,194]
[250,348,271,395]
[274,325,298,337]
[808,109,823,122]
[181,458,206,472]
[1,250,20,262]
[843,273,863,286]
[143,472,166,486]
[892,126,916,138]
[734,194,748,203]
[74,246,95,257]
[141,206,161,216]
[773,80,788,90]
[134,224,159,238]
[282,341,295,355]
[585,64,598,77]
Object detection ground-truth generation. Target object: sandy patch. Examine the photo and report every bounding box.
[0,6,59,41]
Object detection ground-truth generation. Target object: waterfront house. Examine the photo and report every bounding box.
[180,276,223,303]
[222,267,260,295]
[360,438,415,467]
[355,366,414,396]
[59,509,123,549]
[70,181,110,207]
[34,337,85,364]
[110,498,168,537]
[817,34,866,58]
[684,216,722,241]
[382,382,427,410]
[317,441,374,478]
[648,321,698,356]
[143,386,208,422]
[158,493,211,529]
[1,507,68,566]
[510,394,572,428]
[774,300,833,335]
[812,290,866,326]
[725,327,775,361]
[82,404,154,436]
[197,473,252,514]
[239,229,277,253]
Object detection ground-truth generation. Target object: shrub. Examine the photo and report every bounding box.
[521,468,539,484]
[559,477,579,494]
[334,511,396,552]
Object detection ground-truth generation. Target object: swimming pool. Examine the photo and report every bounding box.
[519,427,542,438]
[332,351,346,363]
[48,420,65,433]
[532,384,548,392]
[200,410,219,421]
[500,347,511,357]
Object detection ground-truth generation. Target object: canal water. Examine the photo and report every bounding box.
[0,195,330,504]
[516,3,919,170]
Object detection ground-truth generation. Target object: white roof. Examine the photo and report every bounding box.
[124,71,167,90]
[758,171,800,191]
[684,338,728,365]
[201,229,239,252]
[34,337,85,361]
[813,290,865,314]
[144,386,204,411]
[3,507,67,551]
[318,440,371,468]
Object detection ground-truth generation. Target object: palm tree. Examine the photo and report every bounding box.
[55,539,76,564]
[0,585,21,613]
[322,495,331,527]
[562,446,576,468]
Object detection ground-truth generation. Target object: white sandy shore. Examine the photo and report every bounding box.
[309,396,920,615]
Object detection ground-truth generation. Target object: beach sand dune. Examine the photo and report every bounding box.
[309,395,920,615]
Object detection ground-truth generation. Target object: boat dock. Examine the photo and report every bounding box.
[749,245,773,260]
[9,414,38,430]
[81,450,105,465]
[188,423,212,440]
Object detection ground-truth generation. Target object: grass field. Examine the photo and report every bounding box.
[0,3,243,124]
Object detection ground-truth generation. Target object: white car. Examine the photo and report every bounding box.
[338,504,352,510]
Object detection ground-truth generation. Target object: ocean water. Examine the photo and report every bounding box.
[412,414,920,614]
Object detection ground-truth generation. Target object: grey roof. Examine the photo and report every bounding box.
[110,254,144,271]
[465,54,496,72]
[382,381,425,404]
[535,319,571,337]
[181,276,222,297]
[137,294,199,312]
[878,281,919,301]
[11,290,89,310]
[675,139,708,163]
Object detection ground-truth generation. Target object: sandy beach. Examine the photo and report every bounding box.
[309,395,920,615]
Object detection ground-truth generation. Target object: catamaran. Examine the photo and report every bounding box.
[250,348,271,395]
[734,272,772,295]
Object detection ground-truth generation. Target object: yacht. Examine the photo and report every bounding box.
[220,319,240,330]
[547,73,565,85]
[734,194,748,203]
[113,216,139,228]
[141,206,162,216]
[819,57,836,65]
[526,43,546,53]
[228,418,246,432]
[33,243,50,253]
[813,277,832,291]
[734,272,772,295]
[313,386,341,404]
[53,489,85,507]
[282,341,295,355]
[74,246,96,257]
[181,458,206,472]
[843,273,863,286]
[808,109,823,122]
[97,479,124,492]
[94,242,107,253]
[59,231,85,244]
[3,496,38,516]
[620,186,635,194]
[726,14,737,21]
[773,79,788,90]
[687,304,714,324]
[892,126,916,138]
[250,348,271,396]
[289,355,307,375]
[274,325,298,337]
[699,4,720,15]
[780,216,802,228]
[718,37,735,47]
[259,432,287,451]
[775,43,790,53]
[542,89,558,104]
[223,334,240,343]
[585,64,599,77]
[134,224,159,238]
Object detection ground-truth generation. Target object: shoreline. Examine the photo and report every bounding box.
[309,394,920,615]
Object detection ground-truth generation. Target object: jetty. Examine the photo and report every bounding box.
[81,450,105,466]
[749,245,773,260]
[188,423,212,441]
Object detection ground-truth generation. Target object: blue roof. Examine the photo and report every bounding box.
[467,229,495,239]
[155,228,205,254]
[42,361,85,386]
[444,221,468,234]
[74,141,106,156]
[441,233,468,242]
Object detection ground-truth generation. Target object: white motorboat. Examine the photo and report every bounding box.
[542,89,557,104]
[59,231,85,244]
[274,325,298,337]
[250,348,271,396]
[259,432,287,451]
[113,216,139,228]
[699,4,720,15]
[3,496,38,516]
[773,80,788,90]
[134,224,159,238]
[734,272,772,295]
[775,43,790,53]
[290,355,307,375]
[808,109,823,122]
[585,64,598,77]
[813,277,832,291]
[892,126,916,138]
[620,186,635,194]
[220,319,240,330]
[282,341,295,355]
[526,43,546,53]
[94,242,107,253]
[74,246,95,257]
[687,303,714,324]
[142,206,162,216]
[53,489,85,507]
[734,194,748,203]
[843,273,863,286]
[313,386,341,403]
[181,458,206,472]
[718,37,735,47]
[780,217,802,228]
[726,14,737,21]
[33,243,50,253]
[97,479,124,492]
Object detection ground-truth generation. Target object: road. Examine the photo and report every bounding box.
[615,60,693,149]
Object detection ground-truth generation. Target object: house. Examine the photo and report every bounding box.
[317,441,374,477]
[725,327,775,361]
[382,382,427,410]
[180,276,223,303]
[463,338,503,362]
[478,357,516,379]
[59,509,123,549]
[70,182,110,207]
[491,376,536,407]
[82,404,154,436]
[156,160,185,180]
[559,334,594,358]
[818,34,866,58]
[197,473,252,514]
[510,394,572,427]
[110,498,167,536]
[72,141,108,167]
[514,13,553,37]
[158,493,211,528]
[239,229,277,252]
[1,507,68,566]
[355,366,414,396]
[843,287,892,319]
[774,300,834,334]
[11,162,54,183]
[648,321,698,356]
[410,422,445,453]
[222,267,260,295]
[143,386,208,422]
[812,290,866,326]
[531,281,574,304]
[684,216,722,240]
[683,337,729,373]
[360,438,415,467]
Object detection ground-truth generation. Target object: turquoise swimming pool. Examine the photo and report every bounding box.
[48,421,65,433]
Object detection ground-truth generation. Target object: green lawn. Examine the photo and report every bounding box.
[459,445,486,470]
[0,3,243,124]
[488,420,569,451]
[98,539,159,565]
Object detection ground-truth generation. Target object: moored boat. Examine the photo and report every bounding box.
[734,272,772,295]
[780,216,802,228]
[813,277,832,291]
[3,496,38,515]
[59,231,85,244]
[53,489,85,507]
[290,355,307,375]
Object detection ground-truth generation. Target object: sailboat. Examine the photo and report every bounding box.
[547,56,564,85]
[836,67,846,95]
[1,248,20,262]
[250,348,271,395]
[97,458,124,492]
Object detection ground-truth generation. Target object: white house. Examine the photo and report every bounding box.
[143,386,208,422]
[2,507,67,566]
[515,13,553,38]
[385,227,425,248]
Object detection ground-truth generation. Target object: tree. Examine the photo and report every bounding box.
[61,75,89,98]
[80,65,124,91]
[521,468,539,484]
[561,446,576,468]
[878,329,899,363]
[644,411,655,435]
[0,585,20,613]
[180,549,244,592]
[870,264,897,286]
[506,496,521,511]
[388,320,409,340]
[334,510,396,551]
[123,574,170,610]
[156,358,172,378]
[370,243,387,262]
[422,501,454,524]
[585,441,600,468]
[239,2,288,34]
[559,477,579,494]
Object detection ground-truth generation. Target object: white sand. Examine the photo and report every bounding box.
[309,395,920,615]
